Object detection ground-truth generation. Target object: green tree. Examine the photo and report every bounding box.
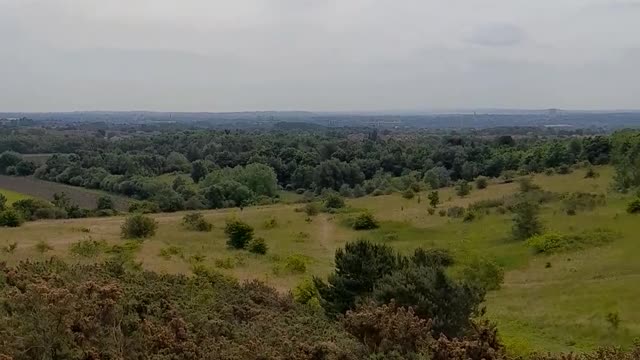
[224,219,254,249]
[512,200,543,240]
[0,209,24,227]
[455,180,471,197]
[120,213,157,239]
[427,190,440,208]
[314,240,398,316]
[190,160,209,183]
[96,196,114,210]
[0,193,6,211]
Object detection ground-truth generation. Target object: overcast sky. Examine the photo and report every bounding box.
[1,0,639,112]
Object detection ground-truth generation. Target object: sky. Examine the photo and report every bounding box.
[1,0,639,112]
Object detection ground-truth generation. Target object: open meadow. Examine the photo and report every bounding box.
[1,166,638,354]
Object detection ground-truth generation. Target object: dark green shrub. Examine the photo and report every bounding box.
[128,200,160,214]
[460,258,504,291]
[427,207,435,215]
[224,219,254,249]
[475,176,489,189]
[462,210,476,222]
[0,193,6,211]
[96,196,114,210]
[352,212,379,230]
[182,212,213,232]
[584,167,599,178]
[33,207,67,220]
[248,237,268,255]
[324,193,345,209]
[455,180,471,197]
[35,240,53,253]
[411,248,454,267]
[120,213,158,239]
[284,255,307,274]
[627,198,640,214]
[557,164,572,174]
[512,201,543,240]
[438,209,446,217]
[0,209,24,227]
[303,202,320,216]
[518,177,540,192]
[69,238,107,258]
[402,189,415,199]
[11,198,54,219]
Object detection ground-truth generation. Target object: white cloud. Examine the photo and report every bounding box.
[1,0,639,111]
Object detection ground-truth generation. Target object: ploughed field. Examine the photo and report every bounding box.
[1,166,638,354]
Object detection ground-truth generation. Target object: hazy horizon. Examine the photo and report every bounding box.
[2,0,639,112]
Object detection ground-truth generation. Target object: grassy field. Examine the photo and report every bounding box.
[0,166,637,354]
[0,188,33,205]
[0,175,131,211]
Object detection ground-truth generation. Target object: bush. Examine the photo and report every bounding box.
[128,200,160,214]
[0,193,6,211]
[402,188,415,199]
[469,198,504,211]
[527,228,616,254]
[69,238,107,258]
[438,209,446,217]
[460,258,504,291]
[292,278,322,308]
[584,167,599,178]
[512,201,543,240]
[427,207,435,215]
[462,210,476,222]
[446,206,465,218]
[32,207,67,220]
[518,177,540,192]
[182,212,213,231]
[284,255,307,274]
[352,212,379,230]
[96,196,114,210]
[248,237,268,255]
[120,213,158,239]
[0,209,24,227]
[627,198,640,214]
[475,176,489,189]
[455,180,471,197]
[224,219,254,249]
[324,193,345,209]
[562,192,606,214]
[303,202,320,216]
[11,198,54,220]
[557,164,572,174]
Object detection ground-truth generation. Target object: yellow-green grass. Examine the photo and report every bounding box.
[0,166,637,353]
[0,188,34,205]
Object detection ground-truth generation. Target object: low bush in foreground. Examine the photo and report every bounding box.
[224,219,254,249]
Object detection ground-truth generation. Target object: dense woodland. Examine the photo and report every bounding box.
[0,125,616,215]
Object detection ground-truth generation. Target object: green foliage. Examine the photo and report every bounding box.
[284,254,307,274]
[512,200,543,240]
[323,192,345,209]
[562,192,606,214]
[460,258,504,291]
[428,190,440,208]
[455,180,471,197]
[584,167,599,178]
[606,312,621,330]
[96,195,114,210]
[158,245,183,260]
[224,219,254,249]
[181,212,213,232]
[411,248,454,267]
[69,238,107,258]
[626,198,640,214]
[0,208,24,227]
[120,213,158,239]
[475,176,489,189]
[518,177,540,192]
[247,237,268,255]
[352,212,379,230]
[462,210,477,222]
[0,193,6,211]
[128,200,160,214]
[401,188,415,199]
[527,228,616,254]
[293,277,322,307]
[373,263,485,337]
[424,166,450,189]
[302,202,320,216]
